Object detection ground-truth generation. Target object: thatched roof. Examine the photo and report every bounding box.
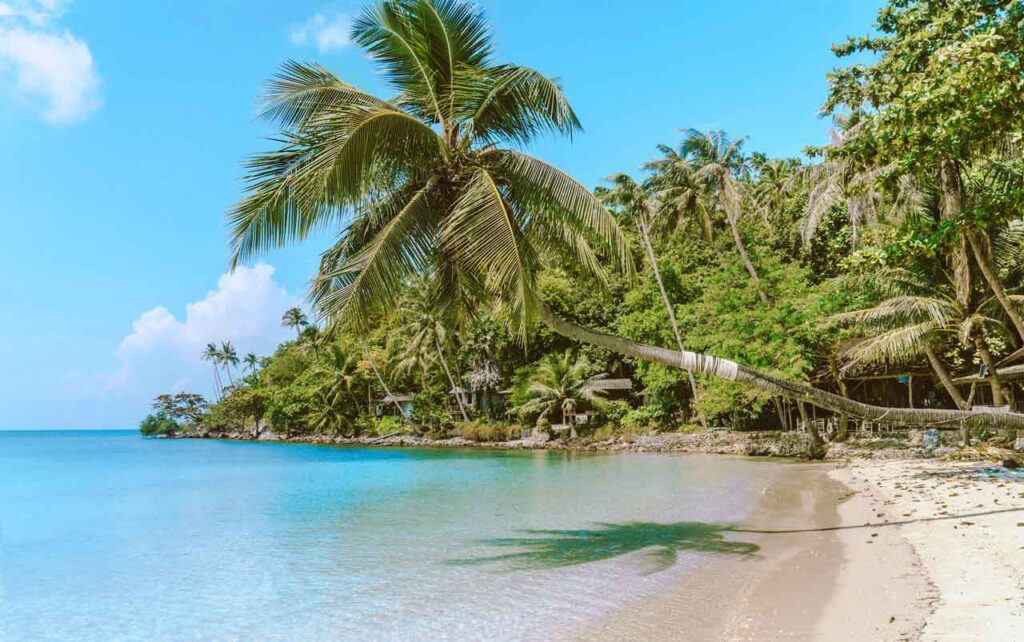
[583,378,633,392]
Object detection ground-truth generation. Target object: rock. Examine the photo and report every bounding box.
[1001,458,1020,470]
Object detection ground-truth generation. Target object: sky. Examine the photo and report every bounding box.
[0,0,882,429]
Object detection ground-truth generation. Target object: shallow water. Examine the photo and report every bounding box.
[0,431,788,641]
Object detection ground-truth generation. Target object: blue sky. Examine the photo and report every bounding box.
[0,0,880,429]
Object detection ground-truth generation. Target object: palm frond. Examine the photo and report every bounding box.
[491,150,632,278]
[259,60,395,129]
[469,65,581,145]
[829,296,956,328]
[840,321,937,369]
[229,106,443,265]
[440,168,536,338]
[312,182,438,327]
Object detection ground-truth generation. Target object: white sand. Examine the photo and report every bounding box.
[587,456,1024,641]
[828,459,1024,641]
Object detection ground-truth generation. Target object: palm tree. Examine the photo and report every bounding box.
[393,282,470,421]
[202,343,223,398]
[516,350,607,439]
[282,307,309,338]
[961,165,1024,346]
[230,0,631,342]
[830,265,1014,443]
[359,344,406,418]
[679,129,768,303]
[227,0,1024,436]
[644,146,716,244]
[244,352,259,374]
[749,156,800,237]
[220,341,239,386]
[599,173,708,430]
[309,344,361,434]
[316,344,361,402]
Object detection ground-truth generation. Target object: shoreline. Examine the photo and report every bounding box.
[169,430,1024,639]
[581,460,849,640]
[164,429,937,460]
[582,459,937,641]
[580,454,1024,640]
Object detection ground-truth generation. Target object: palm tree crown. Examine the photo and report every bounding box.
[516,350,608,427]
[229,0,630,338]
[282,307,309,337]
[244,352,259,374]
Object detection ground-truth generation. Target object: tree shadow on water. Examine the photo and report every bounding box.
[449,522,759,574]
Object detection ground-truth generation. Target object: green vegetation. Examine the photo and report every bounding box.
[144,0,1024,449]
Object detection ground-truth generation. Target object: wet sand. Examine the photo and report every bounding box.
[584,460,928,641]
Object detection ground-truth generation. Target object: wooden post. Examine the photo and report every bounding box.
[908,375,914,409]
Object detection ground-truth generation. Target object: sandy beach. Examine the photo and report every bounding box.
[588,453,1024,641]
[828,458,1024,641]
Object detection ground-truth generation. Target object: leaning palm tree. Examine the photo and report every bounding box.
[202,343,223,398]
[282,307,309,338]
[516,350,607,439]
[358,343,407,418]
[228,0,1024,437]
[599,173,707,430]
[680,129,768,303]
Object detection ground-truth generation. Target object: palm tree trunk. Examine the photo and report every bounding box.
[827,355,850,443]
[967,231,1024,346]
[635,215,708,430]
[975,335,1016,445]
[211,365,223,400]
[974,337,1006,407]
[773,397,790,431]
[532,293,1024,431]
[726,213,769,304]
[435,336,470,423]
[938,160,972,309]
[923,346,970,411]
[797,400,826,459]
[367,355,405,418]
[923,345,972,446]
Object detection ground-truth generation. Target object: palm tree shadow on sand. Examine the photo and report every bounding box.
[449,522,759,574]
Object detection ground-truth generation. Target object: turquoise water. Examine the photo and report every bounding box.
[0,432,781,641]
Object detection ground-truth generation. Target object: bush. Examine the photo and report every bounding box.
[411,385,456,437]
[374,415,405,436]
[458,420,519,442]
[602,400,631,425]
[139,413,179,437]
[620,405,665,432]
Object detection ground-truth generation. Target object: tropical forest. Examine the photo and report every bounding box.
[141,0,1024,459]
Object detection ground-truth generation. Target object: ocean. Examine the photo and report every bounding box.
[0,431,787,641]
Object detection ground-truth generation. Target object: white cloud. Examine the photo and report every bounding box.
[289,12,351,53]
[109,263,302,397]
[0,0,100,124]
